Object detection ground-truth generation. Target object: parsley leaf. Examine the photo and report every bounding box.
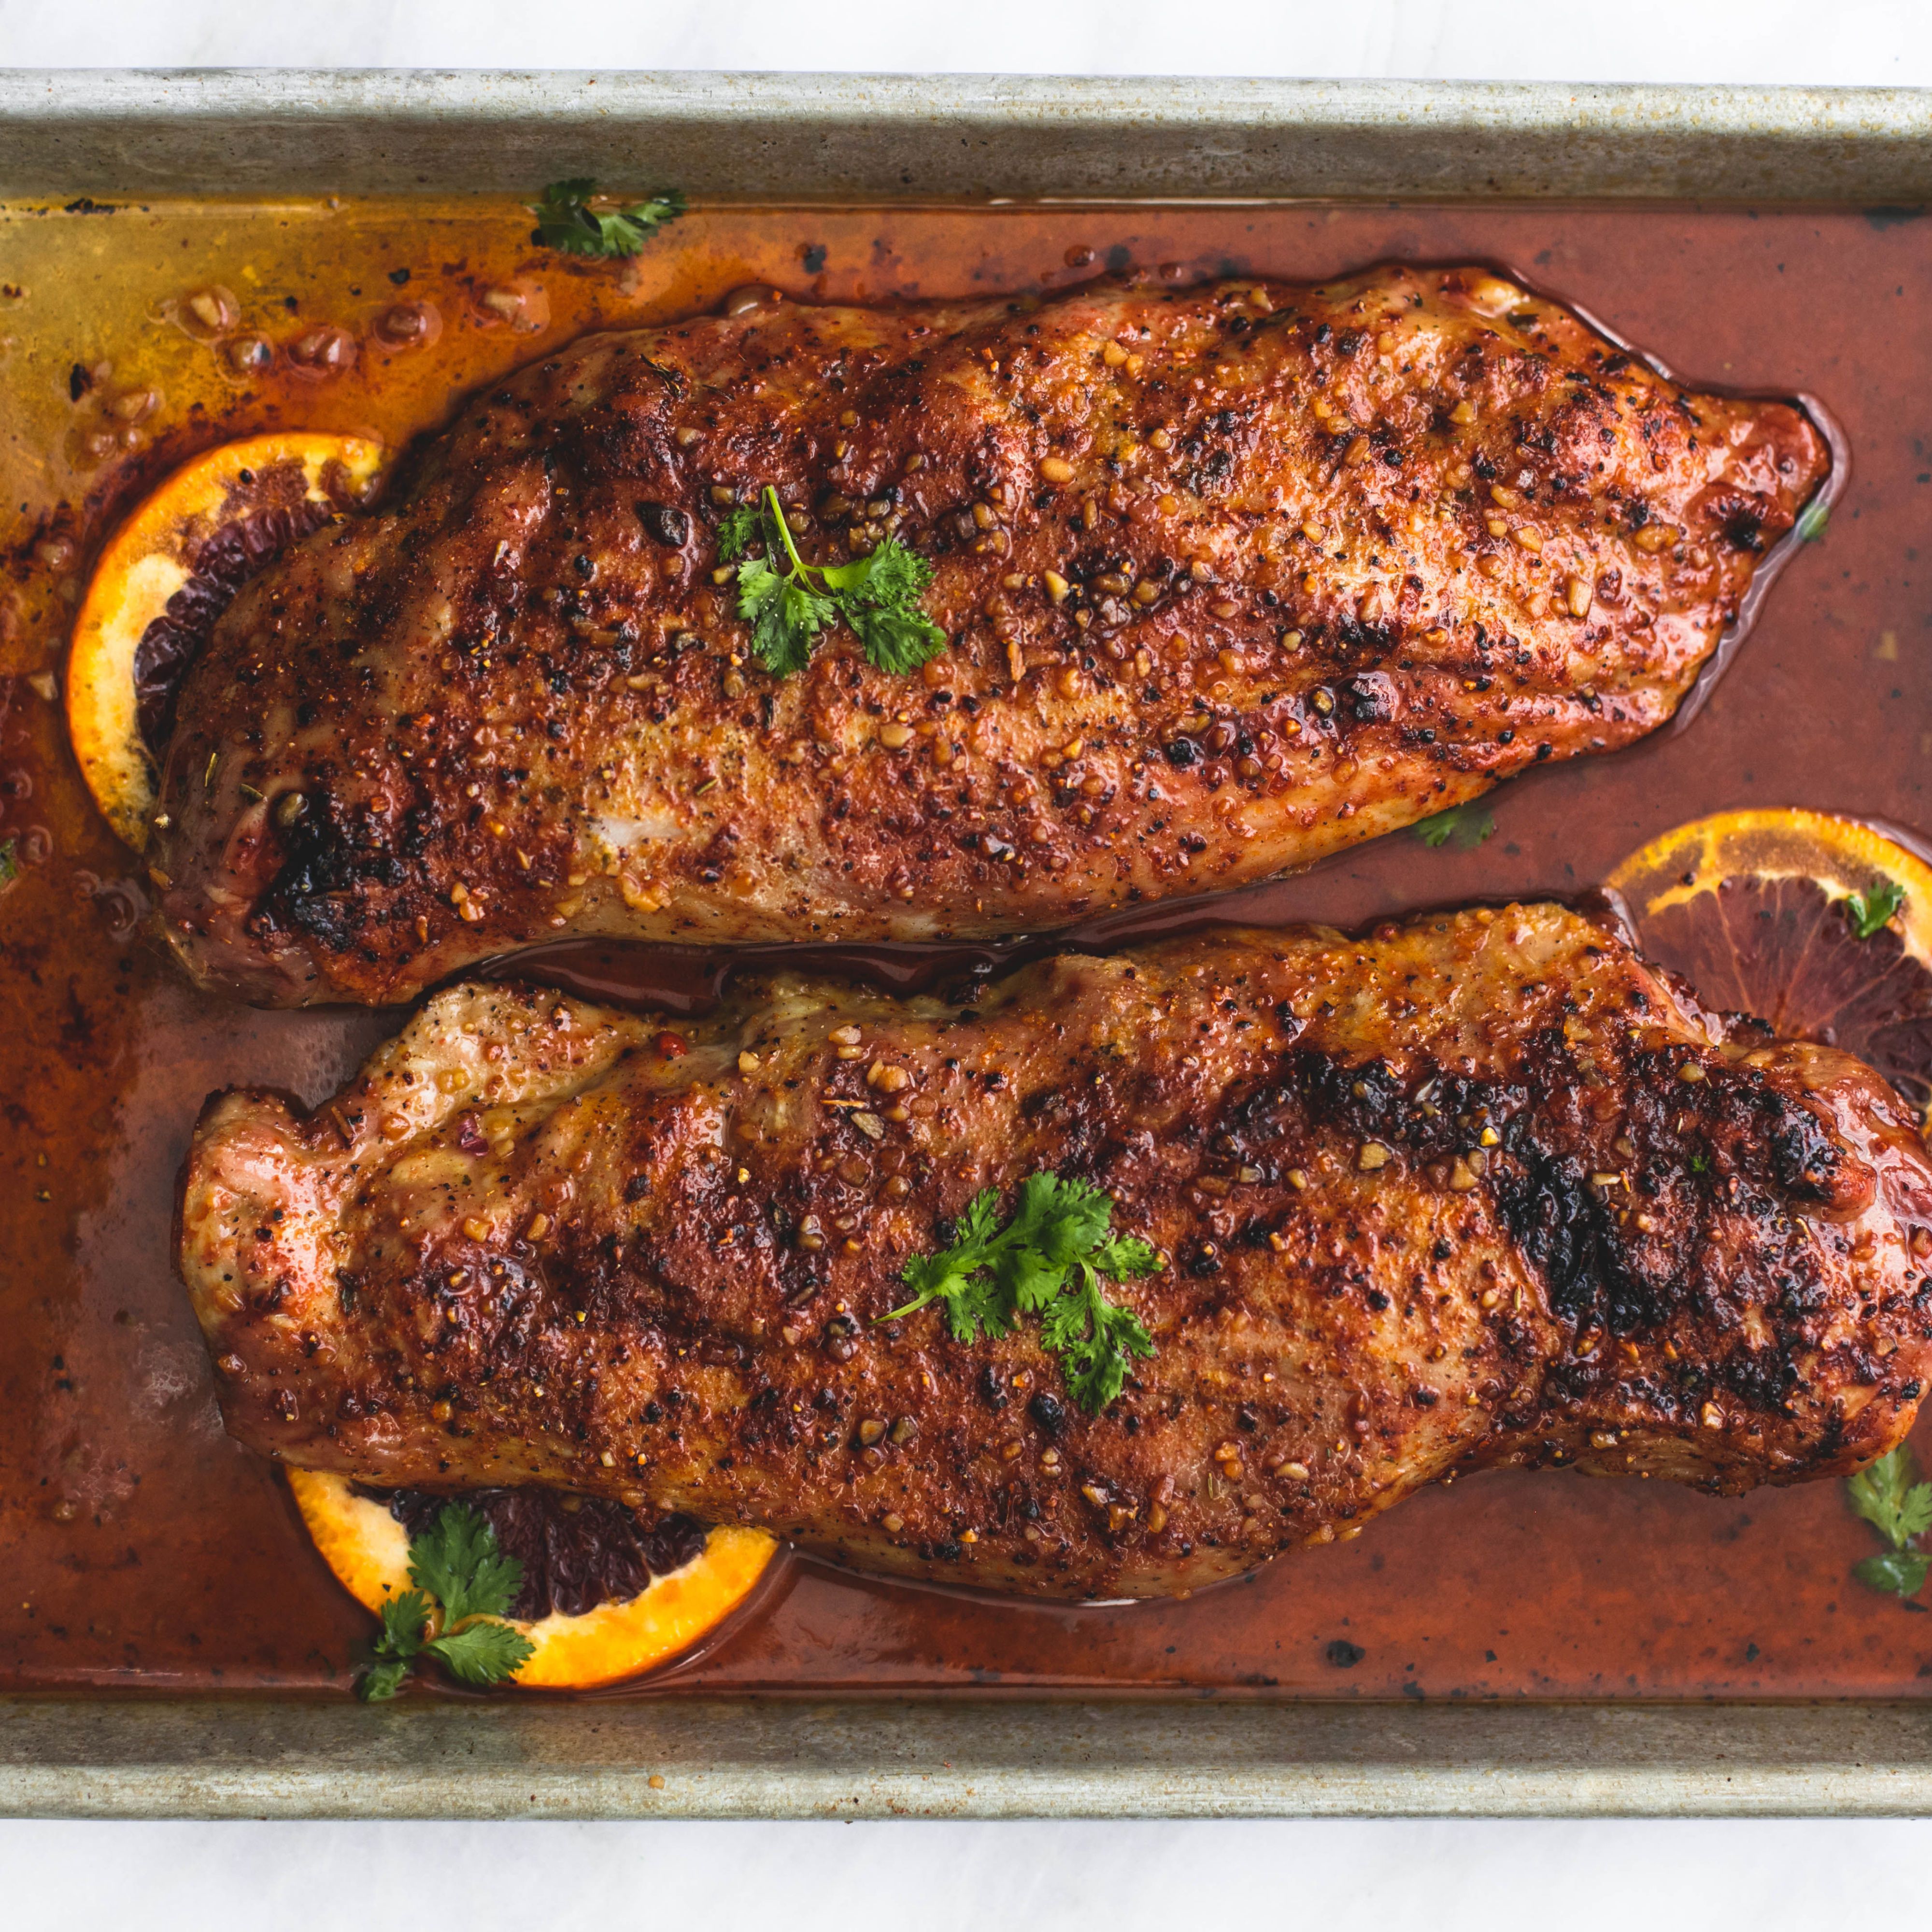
[1794,497,1830,543]
[1414,802,1496,852]
[885,1173,1161,1413]
[352,1504,533,1700]
[530,178,685,258]
[1846,879,1906,940]
[721,486,945,679]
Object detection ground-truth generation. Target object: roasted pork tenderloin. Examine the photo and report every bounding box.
[180,909,1932,1599]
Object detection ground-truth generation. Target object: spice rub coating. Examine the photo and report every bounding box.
[151,268,1828,1005]
[179,908,1932,1599]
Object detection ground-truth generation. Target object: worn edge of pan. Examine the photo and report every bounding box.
[0,71,1931,203]
[6,1696,1932,1818]
[5,67,1932,1820]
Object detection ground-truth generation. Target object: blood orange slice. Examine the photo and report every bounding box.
[65,433,385,850]
[1606,808,1932,1123]
[288,1468,777,1691]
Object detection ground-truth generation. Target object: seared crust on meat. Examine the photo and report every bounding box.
[179,908,1932,1599]
[152,268,1828,1005]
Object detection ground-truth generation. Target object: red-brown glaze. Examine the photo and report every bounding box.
[148,268,1824,1007]
[4,198,1932,1697]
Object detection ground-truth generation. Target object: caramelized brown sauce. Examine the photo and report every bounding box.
[4,197,1932,1699]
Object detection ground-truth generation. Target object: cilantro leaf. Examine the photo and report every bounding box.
[1009,1174,1114,1269]
[883,1172,1161,1413]
[355,1654,417,1703]
[894,1235,1011,1343]
[716,504,764,563]
[1847,1445,1932,1548]
[426,1618,538,1686]
[846,601,947,676]
[354,1589,430,1702]
[375,1589,429,1655]
[352,1508,531,1700]
[409,1502,524,1625]
[957,1191,1003,1246]
[1093,1235,1161,1279]
[1049,1276,1156,1415]
[1414,802,1496,852]
[1845,1443,1932,1603]
[738,557,831,677]
[999,1243,1073,1318]
[1846,879,1906,941]
[722,486,945,679]
[1856,1548,1931,1597]
[531,179,685,258]
[1795,497,1830,543]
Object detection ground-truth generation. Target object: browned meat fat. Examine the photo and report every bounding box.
[178,909,1932,1600]
[151,269,1828,1005]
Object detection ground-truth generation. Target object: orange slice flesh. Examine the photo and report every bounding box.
[66,433,385,850]
[287,1468,778,1691]
[1606,807,1932,1123]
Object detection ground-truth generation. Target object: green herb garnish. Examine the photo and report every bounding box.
[355,1501,535,1701]
[719,485,946,679]
[1847,1444,1932,1598]
[1795,497,1830,543]
[884,1173,1159,1413]
[1846,879,1906,940]
[530,178,685,258]
[1414,802,1497,852]
[0,838,16,889]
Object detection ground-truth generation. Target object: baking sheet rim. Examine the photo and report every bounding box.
[6,64,1932,1818]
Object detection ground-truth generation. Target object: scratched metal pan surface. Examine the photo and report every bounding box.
[6,69,1932,1818]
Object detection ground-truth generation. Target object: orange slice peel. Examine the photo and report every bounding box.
[287,1468,777,1691]
[66,432,385,850]
[1608,807,1932,1123]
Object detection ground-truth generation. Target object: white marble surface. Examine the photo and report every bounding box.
[1,0,1931,84]
[8,2,1932,1919]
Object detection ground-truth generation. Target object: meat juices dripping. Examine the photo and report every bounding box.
[180,911,1932,1601]
[147,266,1829,1008]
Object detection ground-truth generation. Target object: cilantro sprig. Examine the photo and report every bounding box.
[1847,1444,1932,1599]
[1414,801,1496,852]
[884,1173,1160,1413]
[355,1502,536,1701]
[1846,879,1906,940]
[530,178,685,258]
[719,485,946,679]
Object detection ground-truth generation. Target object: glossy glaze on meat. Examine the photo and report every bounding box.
[150,268,1828,1005]
[179,909,1932,1599]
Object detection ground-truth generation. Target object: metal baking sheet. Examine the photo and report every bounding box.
[5,67,1932,1819]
